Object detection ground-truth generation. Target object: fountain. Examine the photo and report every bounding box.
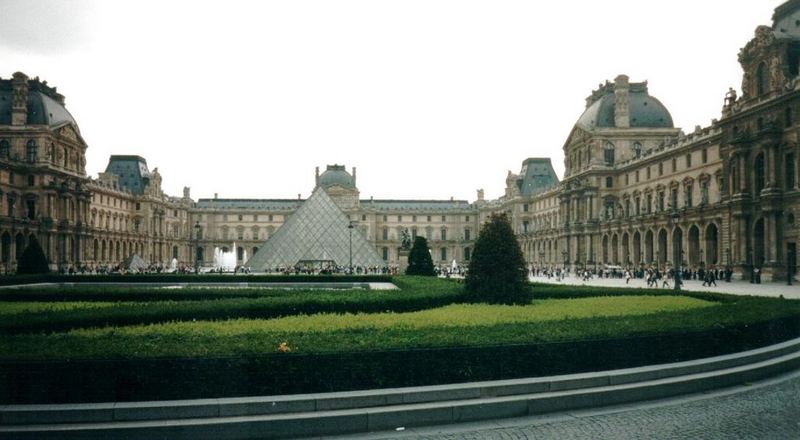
[213,243,238,272]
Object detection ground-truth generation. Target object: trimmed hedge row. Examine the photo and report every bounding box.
[3,316,798,404]
[0,278,466,334]
[0,274,393,286]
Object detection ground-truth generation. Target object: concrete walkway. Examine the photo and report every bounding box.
[529,274,800,299]
[348,367,800,440]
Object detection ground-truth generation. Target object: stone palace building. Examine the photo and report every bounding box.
[3,0,800,281]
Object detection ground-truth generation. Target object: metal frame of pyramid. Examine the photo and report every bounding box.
[246,187,384,271]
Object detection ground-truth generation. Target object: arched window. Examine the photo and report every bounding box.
[604,142,615,165]
[756,62,768,96]
[0,140,9,159]
[26,140,37,163]
[633,142,642,159]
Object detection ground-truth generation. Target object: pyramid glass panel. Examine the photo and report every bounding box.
[247,188,384,271]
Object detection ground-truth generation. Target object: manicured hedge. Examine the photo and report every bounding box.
[0,273,393,286]
[0,277,466,334]
[3,316,798,404]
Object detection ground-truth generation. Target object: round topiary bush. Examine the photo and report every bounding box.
[406,236,435,276]
[17,237,50,274]
[466,213,530,304]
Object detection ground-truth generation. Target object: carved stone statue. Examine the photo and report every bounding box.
[400,228,412,251]
[770,56,784,90]
[724,87,737,107]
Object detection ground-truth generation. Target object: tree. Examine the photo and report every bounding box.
[17,237,50,274]
[406,236,435,276]
[466,213,530,304]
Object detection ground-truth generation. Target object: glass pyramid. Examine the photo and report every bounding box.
[246,187,385,271]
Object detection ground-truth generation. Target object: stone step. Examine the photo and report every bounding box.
[2,347,800,440]
[2,336,799,428]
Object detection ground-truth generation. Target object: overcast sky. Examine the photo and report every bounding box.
[0,0,787,201]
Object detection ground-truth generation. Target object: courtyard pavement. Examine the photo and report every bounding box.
[528,274,800,300]
[336,368,800,440]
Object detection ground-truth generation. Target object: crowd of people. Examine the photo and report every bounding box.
[529,264,735,288]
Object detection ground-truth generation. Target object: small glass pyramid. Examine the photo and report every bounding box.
[247,187,384,271]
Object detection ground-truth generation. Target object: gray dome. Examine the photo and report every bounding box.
[577,88,673,130]
[0,79,79,131]
[319,165,355,189]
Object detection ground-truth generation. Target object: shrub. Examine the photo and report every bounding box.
[16,238,50,274]
[466,213,530,304]
[406,236,435,276]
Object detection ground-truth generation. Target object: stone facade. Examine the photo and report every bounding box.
[2,1,800,280]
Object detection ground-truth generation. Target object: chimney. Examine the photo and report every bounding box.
[477,189,484,201]
[614,74,630,128]
[352,167,357,187]
[214,193,218,199]
[315,166,320,187]
[11,72,28,126]
[297,193,301,200]
[183,187,191,199]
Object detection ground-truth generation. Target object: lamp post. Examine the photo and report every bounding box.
[193,221,200,274]
[348,220,354,274]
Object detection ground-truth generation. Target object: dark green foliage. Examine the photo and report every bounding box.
[0,276,466,334]
[0,274,392,287]
[406,236,435,276]
[466,213,530,304]
[16,238,49,275]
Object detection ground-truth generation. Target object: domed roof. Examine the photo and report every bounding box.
[0,76,79,131]
[576,82,673,130]
[318,165,355,189]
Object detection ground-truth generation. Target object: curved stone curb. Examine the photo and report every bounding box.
[2,336,800,439]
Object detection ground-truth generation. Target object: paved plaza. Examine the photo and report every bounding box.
[338,369,800,440]
[528,274,800,300]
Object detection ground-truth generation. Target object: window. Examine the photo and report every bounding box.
[411,227,417,239]
[412,215,417,222]
[238,214,243,221]
[635,170,639,183]
[635,197,641,215]
[237,229,244,240]
[685,185,693,208]
[605,176,613,188]
[269,214,274,222]
[670,188,678,210]
[787,153,796,189]
[135,202,141,210]
[646,194,653,213]
[0,140,8,159]
[26,140,37,163]
[659,162,664,176]
[382,228,388,240]
[604,142,615,165]
[464,247,471,261]
[671,158,677,172]
[441,247,447,261]
[523,220,529,233]
[658,192,665,212]
[633,142,642,159]
[465,215,470,222]
[464,228,471,241]
[625,174,629,185]
[27,175,34,186]
[787,107,794,127]
[625,199,631,217]
[755,153,766,193]
[441,215,446,222]
[362,214,367,221]
[440,228,447,241]
[397,215,402,222]
[701,181,709,205]
[382,247,388,261]
[686,153,692,168]
[427,215,431,222]
[702,148,708,164]
[523,204,529,212]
